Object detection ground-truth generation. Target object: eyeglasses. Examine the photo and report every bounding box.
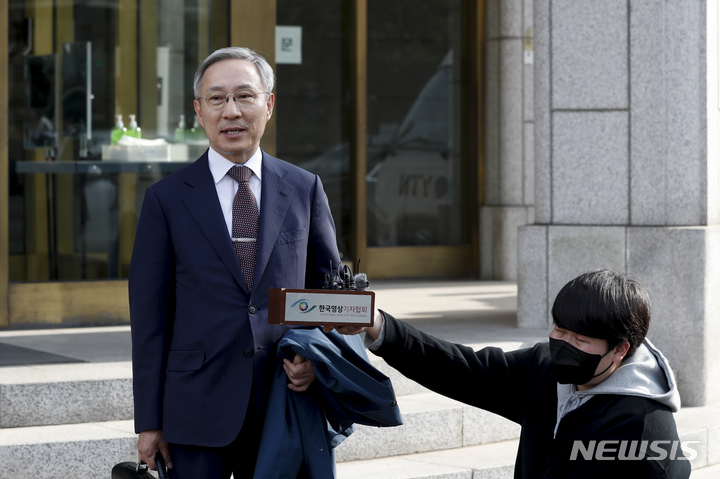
[198,89,268,110]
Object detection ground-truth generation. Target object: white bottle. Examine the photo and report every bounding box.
[174,114,186,143]
[111,115,126,144]
[128,114,142,139]
[190,116,206,141]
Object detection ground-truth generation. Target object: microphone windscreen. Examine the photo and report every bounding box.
[354,273,369,291]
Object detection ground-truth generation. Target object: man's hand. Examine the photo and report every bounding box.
[283,353,315,392]
[323,309,384,341]
[137,429,172,471]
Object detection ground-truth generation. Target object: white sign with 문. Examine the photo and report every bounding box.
[276,26,302,65]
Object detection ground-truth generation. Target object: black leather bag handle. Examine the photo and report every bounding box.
[155,453,168,479]
[135,452,167,478]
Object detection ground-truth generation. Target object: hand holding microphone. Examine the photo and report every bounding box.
[323,308,384,341]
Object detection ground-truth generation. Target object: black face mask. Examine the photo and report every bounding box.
[549,338,614,385]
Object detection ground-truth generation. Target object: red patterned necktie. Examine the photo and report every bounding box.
[227,166,259,292]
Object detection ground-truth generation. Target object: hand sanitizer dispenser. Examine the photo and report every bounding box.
[128,114,142,139]
[174,114,186,143]
[111,115,127,144]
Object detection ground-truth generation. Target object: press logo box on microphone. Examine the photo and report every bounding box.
[268,288,375,327]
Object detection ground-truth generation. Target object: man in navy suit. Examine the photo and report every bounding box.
[129,47,341,478]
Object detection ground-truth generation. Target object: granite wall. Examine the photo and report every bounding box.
[480,0,536,280]
[517,0,720,407]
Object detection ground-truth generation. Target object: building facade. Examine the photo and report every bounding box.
[2,0,532,328]
[2,0,718,407]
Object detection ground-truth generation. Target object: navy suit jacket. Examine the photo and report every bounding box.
[129,149,341,447]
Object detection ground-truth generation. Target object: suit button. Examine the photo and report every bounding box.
[249,306,257,314]
[244,348,254,358]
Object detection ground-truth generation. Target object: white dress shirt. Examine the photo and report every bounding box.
[207,146,263,237]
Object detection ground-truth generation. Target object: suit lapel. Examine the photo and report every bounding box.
[181,154,249,292]
[255,153,294,288]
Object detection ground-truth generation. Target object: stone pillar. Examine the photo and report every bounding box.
[518,0,720,407]
[480,0,535,280]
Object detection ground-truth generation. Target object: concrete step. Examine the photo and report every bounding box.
[0,392,521,476]
[690,463,720,479]
[2,331,716,479]
[0,420,137,479]
[337,441,518,479]
[337,439,720,479]
[0,340,531,428]
[336,393,520,462]
[337,404,720,478]
[0,433,514,479]
[674,405,720,471]
[0,362,133,428]
[338,404,720,470]
[1,404,717,478]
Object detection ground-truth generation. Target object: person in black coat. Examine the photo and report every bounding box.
[327,269,692,478]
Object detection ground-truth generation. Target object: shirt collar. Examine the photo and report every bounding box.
[208,147,263,184]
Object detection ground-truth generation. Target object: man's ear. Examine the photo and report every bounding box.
[266,93,275,119]
[193,100,204,128]
[613,341,631,362]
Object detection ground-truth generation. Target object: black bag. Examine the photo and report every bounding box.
[112,454,168,479]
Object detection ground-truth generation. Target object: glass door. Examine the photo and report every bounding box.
[275,0,353,261]
[7,0,227,282]
[4,0,229,327]
[274,0,476,278]
[365,0,472,277]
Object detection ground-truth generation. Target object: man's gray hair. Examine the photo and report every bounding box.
[193,47,276,99]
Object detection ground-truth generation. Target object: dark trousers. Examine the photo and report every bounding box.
[168,397,261,479]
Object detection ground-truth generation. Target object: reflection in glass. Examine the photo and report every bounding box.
[61,42,92,141]
[366,0,463,247]
[8,0,227,282]
[23,54,58,149]
[275,0,352,259]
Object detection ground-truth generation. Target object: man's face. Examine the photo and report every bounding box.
[550,324,625,390]
[193,59,275,164]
